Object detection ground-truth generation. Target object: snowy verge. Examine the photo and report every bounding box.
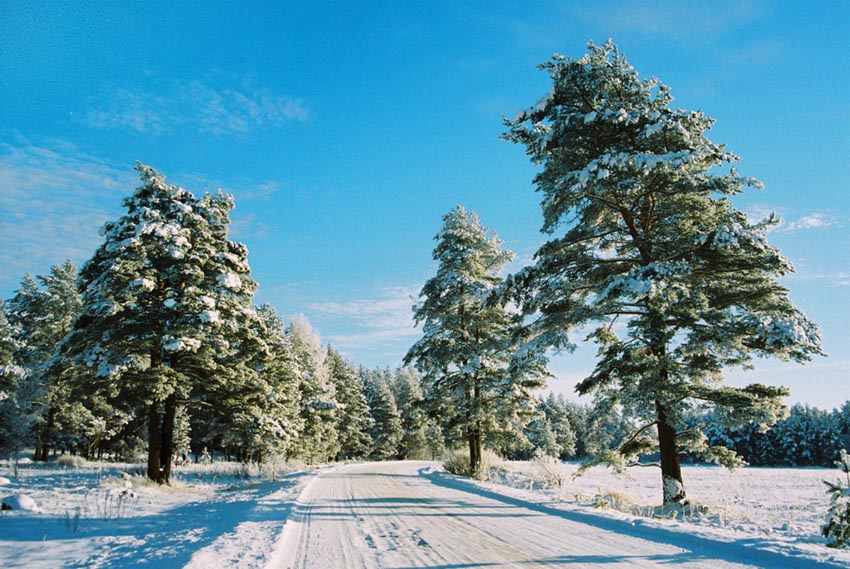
[0,460,319,569]
[264,464,330,569]
[181,471,318,569]
[421,463,850,569]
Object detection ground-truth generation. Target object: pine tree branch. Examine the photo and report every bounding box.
[617,420,658,455]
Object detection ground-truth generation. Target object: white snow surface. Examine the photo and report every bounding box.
[217,273,242,291]
[0,459,848,568]
[1,493,43,512]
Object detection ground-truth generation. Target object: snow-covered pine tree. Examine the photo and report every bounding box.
[772,404,844,467]
[6,261,81,461]
[61,164,260,483]
[0,302,26,455]
[174,186,264,468]
[406,206,545,477]
[215,304,302,463]
[823,449,850,548]
[392,367,429,459]
[503,40,823,503]
[524,415,561,459]
[286,314,340,463]
[1,280,39,456]
[254,304,303,459]
[362,368,403,460]
[540,393,577,459]
[424,418,446,460]
[0,304,18,403]
[561,400,591,459]
[838,402,850,451]
[327,346,373,460]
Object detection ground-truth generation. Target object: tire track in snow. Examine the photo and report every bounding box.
[273,461,774,569]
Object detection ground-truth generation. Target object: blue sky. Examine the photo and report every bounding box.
[2,1,848,408]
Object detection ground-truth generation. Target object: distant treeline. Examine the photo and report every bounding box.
[522,393,850,468]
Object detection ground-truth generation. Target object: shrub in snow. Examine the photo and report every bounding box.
[93,481,138,519]
[1,493,43,512]
[56,455,86,467]
[443,448,503,480]
[822,449,850,548]
[533,448,564,489]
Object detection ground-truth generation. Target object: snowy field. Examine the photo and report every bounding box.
[0,458,315,568]
[487,460,850,565]
[1,457,849,568]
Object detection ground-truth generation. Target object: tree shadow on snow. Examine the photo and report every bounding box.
[8,471,311,569]
[422,468,843,569]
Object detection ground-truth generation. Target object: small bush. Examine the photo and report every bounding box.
[533,449,564,489]
[592,489,631,511]
[89,481,138,519]
[442,448,503,480]
[64,507,81,532]
[57,455,86,468]
[823,449,850,548]
[442,450,469,476]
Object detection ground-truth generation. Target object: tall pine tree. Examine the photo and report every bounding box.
[406,206,545,476]
[61,164,260,483]
[362,368,403,460]
[327,346,373,460]
[0,302,25,455]
[6,261,81,461]
[286,314,339,463]
[503,41,822,503]
[215,304,302,463]
[393,367,428,459]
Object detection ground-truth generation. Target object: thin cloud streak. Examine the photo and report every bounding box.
[0,138,133,291]
[81,74,310,137]
[566,0,766,40]
[745,207,841,234]
[308,286,421,352]
[778,213,840,233]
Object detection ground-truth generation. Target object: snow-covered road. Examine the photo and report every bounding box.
[3,460,847,567]
[277,461,797,569]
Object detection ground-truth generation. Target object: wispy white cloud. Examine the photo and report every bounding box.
[308,286,421,351]
[0,137,133,293]
[244,181,281,201]
[478,0,768,49]
[228,212,273,241]
[83,89,177,133]
[744,205,778,224]
[81,73,310,137]
[778,212,840,233]
[726,38,785,66]
[788,271,850,287]
[745,206,842,234]
[566,0,767,41]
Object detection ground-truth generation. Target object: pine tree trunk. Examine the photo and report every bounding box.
[469,374,483,478]
[147,402,164,483]
[468,431,482,478]
[158,392,177,484]
[656,402,686,505]
[33,405,54,461]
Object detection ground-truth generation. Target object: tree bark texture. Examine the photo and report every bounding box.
[656,401,686,504]
[158,392,178,484]
[147,402,164,483]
